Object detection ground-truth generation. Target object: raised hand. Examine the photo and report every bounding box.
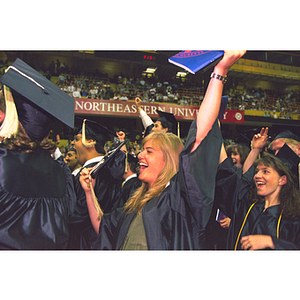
[251,127,269,151]
[135,97,142,110]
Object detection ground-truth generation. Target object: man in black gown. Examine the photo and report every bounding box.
[66,119,126,249]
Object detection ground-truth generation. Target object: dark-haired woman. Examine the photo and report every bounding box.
[216,130,300,250]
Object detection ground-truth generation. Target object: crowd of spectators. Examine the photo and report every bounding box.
[55,71,204,107]
[52,66,300,120]
[226,86,300,119]
[2,56,299,119]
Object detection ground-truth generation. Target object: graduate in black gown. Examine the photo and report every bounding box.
[0,58,76,250]
[135,96,179,137]
[215,128,300,250]
[118,153,142,207]
[66,119,126,249]
[79,51,246,250]
[269,130,300,189]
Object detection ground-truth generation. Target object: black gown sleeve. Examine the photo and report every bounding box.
[214,157,255,219]
[93,150,126,212]
[67,150,126,249]
[178,119,223,230]
[272,219,300,250]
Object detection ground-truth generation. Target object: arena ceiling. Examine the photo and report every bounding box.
[97,50,300,85]
[4,50,300,85]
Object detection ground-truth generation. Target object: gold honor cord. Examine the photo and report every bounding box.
[234,201,257,250]
[234,201,283,250]
[277,210,283,239]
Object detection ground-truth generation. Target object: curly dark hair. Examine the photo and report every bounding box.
[226,144,250,166]
[248,153,300,220]
[1,123,57,154]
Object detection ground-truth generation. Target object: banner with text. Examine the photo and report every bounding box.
[74,98,244,123]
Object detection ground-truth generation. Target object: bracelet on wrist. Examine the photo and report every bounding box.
[210,72,227,84]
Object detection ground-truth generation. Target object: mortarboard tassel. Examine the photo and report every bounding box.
[82,119,96,148]
[88,174,103,221]
[0,86,19,140]
[122,151,129,188]
[125,151,129,173]
[177,122,180,138]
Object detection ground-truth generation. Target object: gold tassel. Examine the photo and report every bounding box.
[125,151,128,173]
[89,175,103,221]
[298,163,300,191]
[0,86,19,139]
[177,121,180,138]
[82,119,96,148]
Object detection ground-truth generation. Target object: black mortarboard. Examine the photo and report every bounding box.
[235,133,251,151]
[157,110,178,135]
[273,130,300,143]
[276,143,300,188]
[90,140,126,179]
[129,129,143,143]
[0,58,74,142]
[77,118,115,153]
[143,124,154,138]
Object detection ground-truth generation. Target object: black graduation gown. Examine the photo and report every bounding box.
[118,176,142,207]
[205,201,229,250]
[92,119,223,250]
[215,158,300,250]
[67,151,126,250]
[0,147,76,250]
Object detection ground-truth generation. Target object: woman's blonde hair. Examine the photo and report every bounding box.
[269,138,300,154]
[124,131,184,214]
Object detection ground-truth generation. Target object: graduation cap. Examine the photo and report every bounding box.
[0,58,74,142]
[273,130,300,143]
[235,133,252,151]
[276,143,300,189]
[157,110,178,135]
[90,140,126,179]
[76,118,115,153]
[130,129,143,143]
[143,124,154,138]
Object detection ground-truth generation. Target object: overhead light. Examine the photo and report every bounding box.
[145,67,157,73]
[78,50,94,54]
[176,71,187,77]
